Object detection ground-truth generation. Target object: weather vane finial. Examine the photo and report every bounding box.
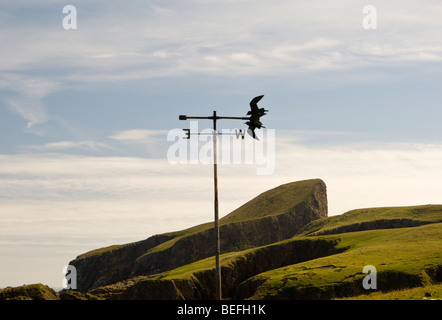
[246,95,269,140]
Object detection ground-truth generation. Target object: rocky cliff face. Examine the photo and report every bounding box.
[69,179,328,292]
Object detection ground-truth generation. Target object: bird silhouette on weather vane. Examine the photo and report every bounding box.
[179,95,269,140]
[245,95,269,140]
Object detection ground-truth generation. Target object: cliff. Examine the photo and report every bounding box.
[85,204,441,300]
[69,179,328,292]
[2,179,441,300]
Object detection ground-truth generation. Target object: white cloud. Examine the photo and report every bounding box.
[0,73,62,130]
[1,136,441,222]
[110,129,167,143]
[273,139,442,214]
[108,129,170,158]
[0,73,61,98]
[3,1,442,82]
[4,96,49,129]
[27,140,113,151]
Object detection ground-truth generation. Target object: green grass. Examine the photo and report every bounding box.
[301,204,442,236]
[152,246,259,280]
[76,244,123,259]
[248,223,442,299]
[0,284,59,300]
[337,283,442,300]
[127,204,442,300]
[78,179,323,259]
[142,179,323,255]
[220,179,321,224]
[142,223,442,299]
[72,183,442,300]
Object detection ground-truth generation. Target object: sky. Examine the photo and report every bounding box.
[1,0,442,289]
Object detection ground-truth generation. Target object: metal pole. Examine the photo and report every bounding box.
[212,111,222,300]
[179,97,268,300]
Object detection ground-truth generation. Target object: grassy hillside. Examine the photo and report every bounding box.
[78,179,324,259]
[70,179,328,292]
[0,284,59,300]
[220,179,324,224]
[301,204,442,236]
[98,204,441,300]
[337,283,442,300]
[246,223,441,299]
[147,179,325,255]
[6,181,440,300]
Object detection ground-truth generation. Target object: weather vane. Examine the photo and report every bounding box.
[178,95,269,300]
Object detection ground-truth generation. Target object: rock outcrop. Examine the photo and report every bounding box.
[0,284,59,300]
[69,179,328,292]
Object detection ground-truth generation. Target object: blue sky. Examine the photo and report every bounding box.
[1,0,442,289]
